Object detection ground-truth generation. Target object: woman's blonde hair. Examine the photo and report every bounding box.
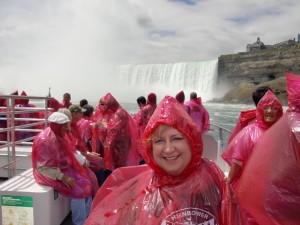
[147,125,170,142]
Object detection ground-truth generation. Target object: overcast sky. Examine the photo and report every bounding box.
[1,0,299,103]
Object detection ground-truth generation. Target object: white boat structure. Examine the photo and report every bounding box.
[0,94,230,225]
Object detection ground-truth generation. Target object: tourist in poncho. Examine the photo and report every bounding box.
[84,96,229,225]
[60,92,72,108]
[101,93,140,171]
[133,92,157,139]
[91,95,113,159]
[32,112,94,225]
[221,90,283,225]
[235,72,300,225]
[185,92,210,133]
[227,86,272,143]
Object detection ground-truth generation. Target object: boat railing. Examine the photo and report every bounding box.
[0,95,53,178]
[208,123,231,176]
[209,123,231,147]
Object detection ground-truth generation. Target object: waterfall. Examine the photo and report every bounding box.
[116,59,218,102]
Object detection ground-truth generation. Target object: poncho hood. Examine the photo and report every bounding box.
[143,96,203,184]
[19,90,29,105]
[103,93,120,113]
[175,90,185,103]
[48,98,61,112]
[147,92,157,105]
[256,90,283,129]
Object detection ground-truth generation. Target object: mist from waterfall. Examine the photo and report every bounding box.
[117,59,222,102]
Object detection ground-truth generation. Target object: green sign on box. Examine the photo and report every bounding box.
[1,195,33,207]
[1,195,34,225]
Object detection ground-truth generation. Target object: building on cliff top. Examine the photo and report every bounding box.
[246,37,266,52]
[247,35,299,52]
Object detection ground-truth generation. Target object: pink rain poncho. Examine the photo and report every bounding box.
[221,90,283,188]
[227,109,256,144]
[185,97,210,133]
[235,72,300,225]
[91,96,113,156]
[32,126,93,198]
[133,93,157,138]
[102,93,140,171]
[78,117,93,151]
[85,96,229,225]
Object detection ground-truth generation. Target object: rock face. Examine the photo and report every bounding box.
[215,44,300,105]
[218,44,300,86]
[211,77,288,105]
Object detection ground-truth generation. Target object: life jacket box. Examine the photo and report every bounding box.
[0,168,70,225]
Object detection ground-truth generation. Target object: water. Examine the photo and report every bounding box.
[121,102,252,129]
[118,101,255,144]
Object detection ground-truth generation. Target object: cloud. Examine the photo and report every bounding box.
[0,0,299,103]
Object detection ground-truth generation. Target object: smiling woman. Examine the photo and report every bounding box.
[150,125,192,176]
[84,96,234,225]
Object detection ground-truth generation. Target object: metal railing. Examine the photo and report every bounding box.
[209,123,231,146]
[209,123,231,175]
[0,95,54,178]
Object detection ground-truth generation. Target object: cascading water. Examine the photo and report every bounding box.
[116,59,219,102]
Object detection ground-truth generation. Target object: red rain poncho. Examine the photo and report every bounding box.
[60,100,72,109]
[32,127,93,198]
[48,98,61,112]
[91,96,113,156]
[15,91,43,139]
[85,96,228,225]
[0,98,7,143]
[133,92,157,138]
[227,109,256,144]
[222,90,283,187]
[185,97,210,133]
[235,72,300,225]
[102,93,140,171]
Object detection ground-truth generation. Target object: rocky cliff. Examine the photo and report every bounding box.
[214,44,300,105]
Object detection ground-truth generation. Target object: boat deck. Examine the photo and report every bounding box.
[61,213,73,225]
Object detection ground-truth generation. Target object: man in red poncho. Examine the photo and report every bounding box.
[235,72,300,225]
[32,112,94,225]
[185,92,210,133]
[84,96,232,225]
[221,90,283,225]
[60,92,72,108]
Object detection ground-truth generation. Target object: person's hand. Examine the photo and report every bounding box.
[99,120,107,129]
[94,120,107,129]
[83,159,90,168]
[87,152,101,161]
[61,175,75,188]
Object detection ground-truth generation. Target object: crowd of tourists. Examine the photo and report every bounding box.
[1,72,299,225]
